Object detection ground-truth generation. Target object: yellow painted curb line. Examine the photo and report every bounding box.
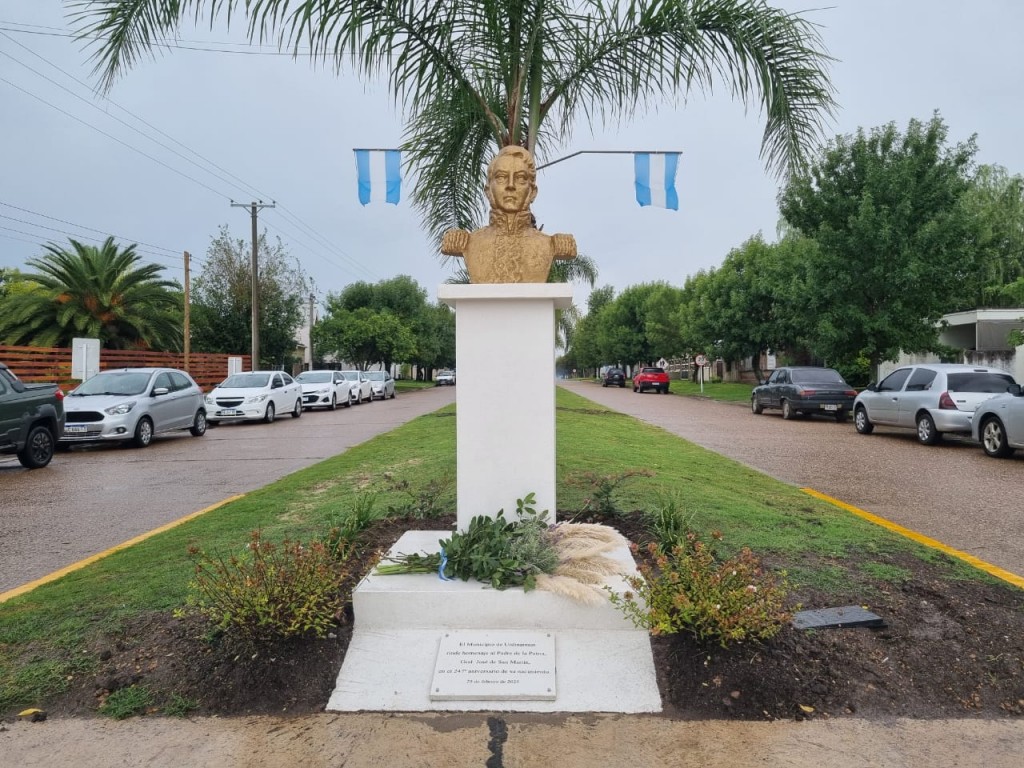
[801,487,1024,590]
[0,494,246,604]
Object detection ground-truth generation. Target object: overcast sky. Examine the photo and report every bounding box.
[2,1,1023,310]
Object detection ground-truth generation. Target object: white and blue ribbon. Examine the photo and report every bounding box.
[634,152,680,210]
[354,149,402,205]
[437,548,451,581]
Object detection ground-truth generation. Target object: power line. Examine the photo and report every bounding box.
[0,223,185,273]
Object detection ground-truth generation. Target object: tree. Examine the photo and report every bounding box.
[568,284,615,373]
[778,114,979,374]
[314,306,417,371]
[0,237,181,349]
[594,282,667,366]
[75,1,835,243]
[190,225,308,367]
[958,164,1024,309]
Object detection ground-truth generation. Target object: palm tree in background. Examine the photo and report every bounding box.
[73,0,835,245]
[0,237,182,349]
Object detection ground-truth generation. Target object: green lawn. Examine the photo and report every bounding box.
[0,387,995,714]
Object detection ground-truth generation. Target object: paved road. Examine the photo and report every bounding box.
[560,380,1024,577]
[0,386,457,593]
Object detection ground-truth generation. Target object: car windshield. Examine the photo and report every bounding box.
[74,371,151,396]
[642,368,664,374]
[792,369,846,385]
[946,372,1016,393]
[438,370,453,376]
[220,373,270,389]
[365,372,385,381]
[297,372,332,383]
[341,371,360,381]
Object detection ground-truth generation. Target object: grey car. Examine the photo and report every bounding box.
[853,363,1016,445]
[61,367,206,448]
[971,383,1024,458]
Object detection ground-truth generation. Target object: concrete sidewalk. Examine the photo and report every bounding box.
[3,712,1021,767]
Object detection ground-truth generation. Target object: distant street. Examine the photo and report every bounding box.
[560,380,1024,577]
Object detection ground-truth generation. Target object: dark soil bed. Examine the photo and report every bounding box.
[48,513,1024,721]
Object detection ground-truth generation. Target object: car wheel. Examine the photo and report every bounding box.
[980,416,1013,458]
[132,416,154,448]
[619,382,625,388]
[17,424,55,469]
[751,397,764,415]
[292,398,303,418]
[329,394,338,411]
[602,381,608,387]
[854,406,874,435]
[190,410,207,437]
[916,413,941,445]
[781,400,795,420]
[263,402,276,423]
[390,389,396,399]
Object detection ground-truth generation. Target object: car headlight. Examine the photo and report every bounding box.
[205,394,216,405]
[245,393,269,404]
[314,387,328,395]
[105,400,137,416]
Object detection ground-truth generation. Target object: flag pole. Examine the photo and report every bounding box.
[536,150,682,171]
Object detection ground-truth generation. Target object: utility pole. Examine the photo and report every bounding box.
[183,251,191,373]
[231,200,275,369]
[308,292,316,370]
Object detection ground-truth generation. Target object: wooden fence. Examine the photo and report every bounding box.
[0,345,251,391]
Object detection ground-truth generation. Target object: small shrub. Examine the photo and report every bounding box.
[186,531,346,643]
[163,693,199,717]
[646,491,696,547]
[611,534,792,647]
[100,685,153,719]
[321,493,380,560]
[568,469,654,516]
[385,475,454,519]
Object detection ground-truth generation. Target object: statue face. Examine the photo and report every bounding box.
[487,151,537,214]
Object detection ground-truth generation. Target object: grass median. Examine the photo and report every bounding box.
[0,388,997,715]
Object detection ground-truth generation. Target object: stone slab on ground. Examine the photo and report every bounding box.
[327,530,661,713]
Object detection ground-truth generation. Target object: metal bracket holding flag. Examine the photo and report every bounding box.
[353,148,402,205]
[536,150,682,211]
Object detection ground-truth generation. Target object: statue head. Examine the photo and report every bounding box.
[485,145,538,215]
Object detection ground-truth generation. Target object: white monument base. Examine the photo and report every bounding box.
[327,531,662,713]
[438,283,573,529]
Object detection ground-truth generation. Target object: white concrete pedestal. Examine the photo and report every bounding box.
[438,283,572,529]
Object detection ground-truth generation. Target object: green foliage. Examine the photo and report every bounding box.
[958,165,1024,309]
[384,474,455,519]
[99,685,153,719]
[186,531,346,642]
[190,225,308,368]
[162,693,200,717]
[612,536,792,647]
[320,493,380,560]
[646,491,696,548]
[0,236,181,350]
[568,469,655,516]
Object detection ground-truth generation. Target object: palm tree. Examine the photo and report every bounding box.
[0,237,182,349]
[73,1,835,243]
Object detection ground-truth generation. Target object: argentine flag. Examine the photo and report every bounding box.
[354,149,402,205]
[634,152,680,210]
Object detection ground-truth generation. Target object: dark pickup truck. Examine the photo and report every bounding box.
[0,362,65,468]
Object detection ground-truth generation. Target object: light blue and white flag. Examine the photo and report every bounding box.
[634,152,680,210]
[354,149,402,205]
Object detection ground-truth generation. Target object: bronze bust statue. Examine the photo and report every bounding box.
[441,145,577,283]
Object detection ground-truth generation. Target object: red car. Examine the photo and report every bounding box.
[633,366,670,394]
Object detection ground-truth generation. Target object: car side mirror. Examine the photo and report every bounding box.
[864,382,878,392]
[152,387,169,396]
[1008,383,1022,397]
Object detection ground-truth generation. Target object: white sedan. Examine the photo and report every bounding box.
[339,370,373,404]
[205,371,303,424]
[296,370,350,410]
[366,370,396,400]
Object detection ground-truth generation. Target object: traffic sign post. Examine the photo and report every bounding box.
[694,355,708,393]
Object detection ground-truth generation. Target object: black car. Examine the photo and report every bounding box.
[751,366,857,422]
[602,367,626,387]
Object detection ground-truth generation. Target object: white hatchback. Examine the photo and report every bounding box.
[205,371,303,424]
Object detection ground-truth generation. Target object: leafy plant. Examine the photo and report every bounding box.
[186,531,347,642]
[162,692,199,717]
[320,493,380,560]
[646,491,696,548]
[569,469,654,515]
[385,474,454,519]
[99,684,153,720]
[611,534,792,647]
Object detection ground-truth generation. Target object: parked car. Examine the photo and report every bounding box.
[205,370,303,424]
[971,383,1024,458]
[366,370,396,400]
[296,370,349,410]
[436,369,456,386]
[603,367,626,387]
[854,363,1016,445]
[61,367,206,448]
[339,370,373,404]
[633,367,670,394]
[0,362,65,468]
[751,366,858,422]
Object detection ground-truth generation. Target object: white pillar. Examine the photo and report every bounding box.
[438,283,573,530]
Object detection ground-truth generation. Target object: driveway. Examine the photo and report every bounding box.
[560,380,1024,577]
[0,387,456,594]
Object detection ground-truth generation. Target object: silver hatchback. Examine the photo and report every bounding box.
[853,363,1016,445]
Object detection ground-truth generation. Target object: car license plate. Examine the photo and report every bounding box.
[823,404,838,412]
[64,425,88,434]
[219,409,243,417]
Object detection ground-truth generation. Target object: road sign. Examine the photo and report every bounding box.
[695,354,708,367]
